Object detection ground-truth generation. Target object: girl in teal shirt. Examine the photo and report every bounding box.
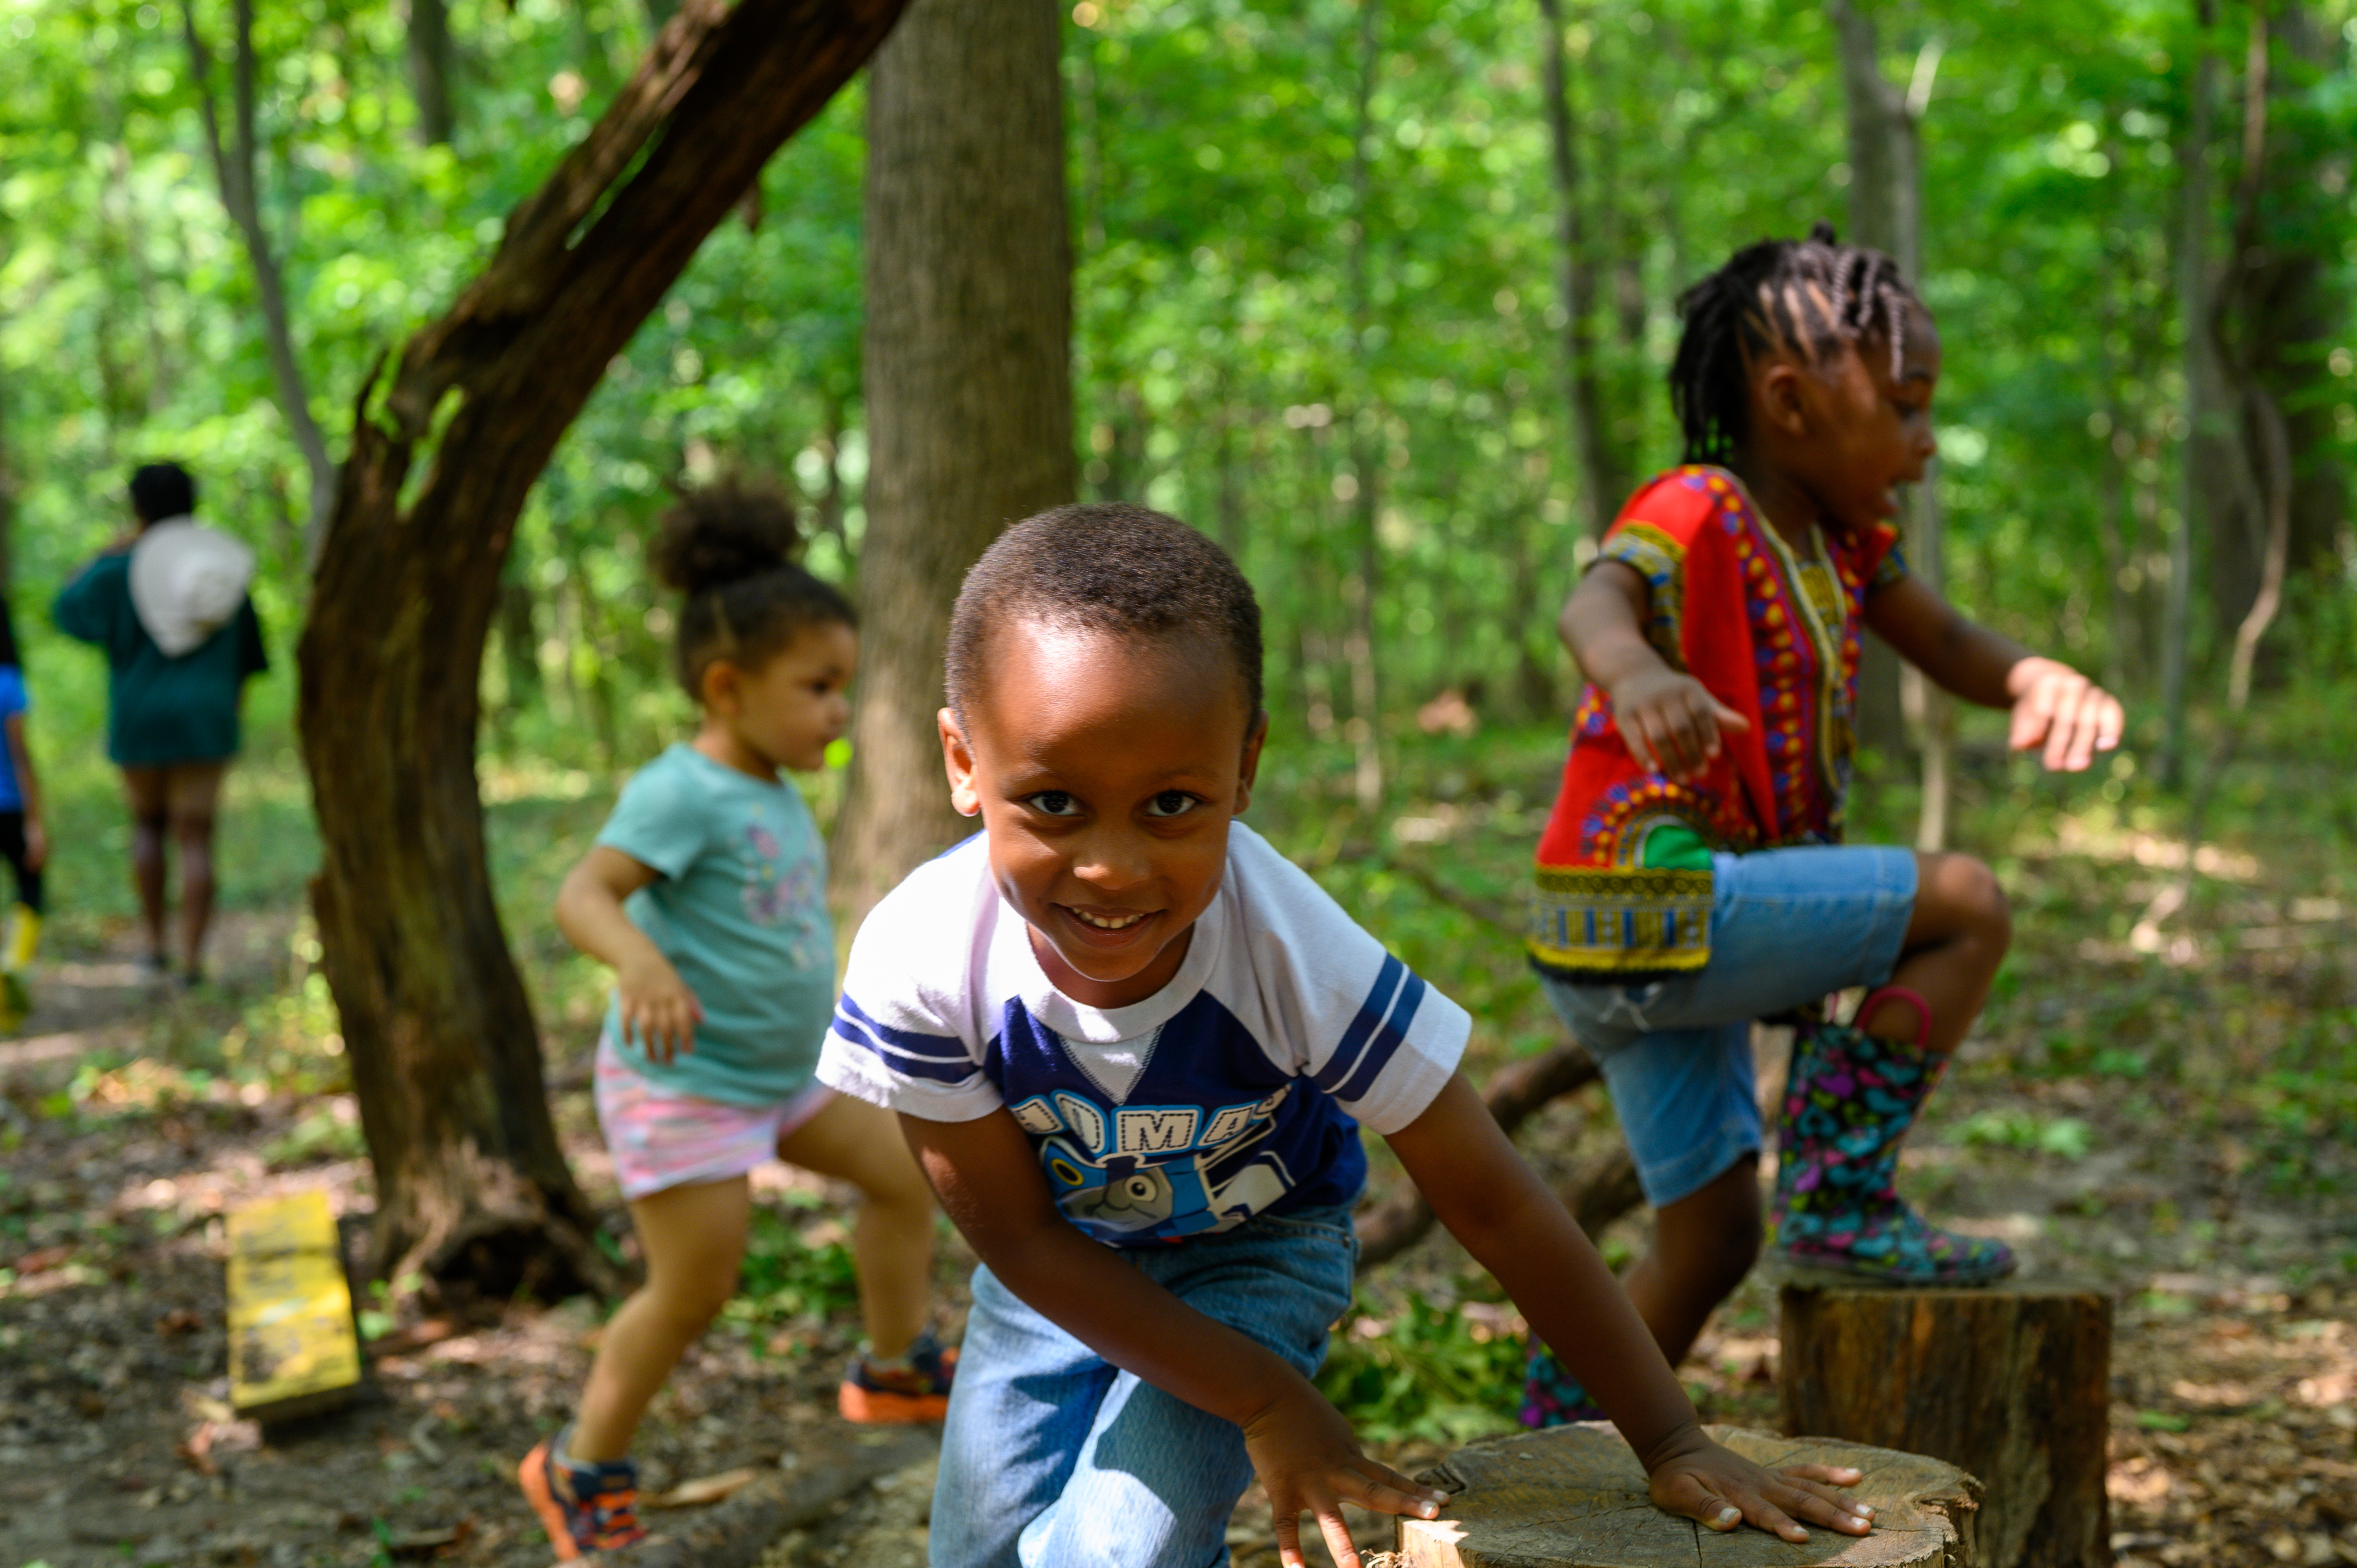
[517,485,952,1561]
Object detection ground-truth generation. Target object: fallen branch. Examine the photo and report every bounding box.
[598,1426,936,1568]
[1355,1041,1618,1270]
[1382,855,1523,935]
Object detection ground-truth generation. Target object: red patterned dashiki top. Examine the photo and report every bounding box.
[1529,466,1906,981]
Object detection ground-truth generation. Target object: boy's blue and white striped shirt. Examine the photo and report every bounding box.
[818,823,1469,1247]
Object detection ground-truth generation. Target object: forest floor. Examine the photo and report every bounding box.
[3,724,2355,1568]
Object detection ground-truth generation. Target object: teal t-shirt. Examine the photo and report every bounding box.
[596,744,835,1107]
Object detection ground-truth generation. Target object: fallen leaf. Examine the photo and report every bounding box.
[642,1466,762,1510]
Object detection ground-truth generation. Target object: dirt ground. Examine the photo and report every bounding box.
[4,886,2354,1568]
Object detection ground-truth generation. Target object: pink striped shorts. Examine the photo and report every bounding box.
[592,1031,835,1201]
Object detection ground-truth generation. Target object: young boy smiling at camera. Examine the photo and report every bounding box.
[816,504,1876,1568]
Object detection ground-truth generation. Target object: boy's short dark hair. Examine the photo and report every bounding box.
[129,462,196,524]
[946,503,1264,726]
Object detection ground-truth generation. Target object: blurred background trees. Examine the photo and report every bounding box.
[2,0,2346,805]
[1,0,2352,1290]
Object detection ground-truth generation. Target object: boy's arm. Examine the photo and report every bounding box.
[5,714,42,871]
[902,1108,1446,1568]
[1559,563,1749,783]
[1865,576,2122,772]
[554,845,701,1062]
[1385,1074,1874,1544]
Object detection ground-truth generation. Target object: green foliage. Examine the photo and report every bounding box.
[1951,1107,2096,1160]
[716,1203,862,1356]
[1317,1294,1524,1446]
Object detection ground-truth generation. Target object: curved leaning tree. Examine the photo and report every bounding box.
[296,0,909,1296]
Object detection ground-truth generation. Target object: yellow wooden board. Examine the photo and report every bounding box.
[226,1190,361,1421]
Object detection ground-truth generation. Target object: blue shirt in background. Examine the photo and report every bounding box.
[596,743,836,1107]
[0,667,25,812]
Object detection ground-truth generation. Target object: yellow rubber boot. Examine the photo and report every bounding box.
[0,904,37,1031]
[4,904,39,972]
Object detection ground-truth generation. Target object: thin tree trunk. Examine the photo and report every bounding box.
[1830,0,1909,781]
[1536,0,1624,537]
[184,0,338,560]
[2161,0,2220,791]
[829,0,1076,929]
[408,0,456,146]
[1343,0,1384,814]
[298,0,908,1293]
[1831,1,1950,845]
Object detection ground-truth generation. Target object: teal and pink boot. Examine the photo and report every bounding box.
[1767,985,2014,1286]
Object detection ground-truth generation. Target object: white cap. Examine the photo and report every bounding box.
[127,518,256,658]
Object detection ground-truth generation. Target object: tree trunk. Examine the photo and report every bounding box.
[2202,4,2346,655]
[2161,0,2221,790]
[1399,1424,1979,1566]
[1830,0,1951,842]
[829,0,1076,927]
[297,0,908,1294]
[184,0,339,560]
[1782,1283,2111,1568]
[407,0,456,146]
[1536,0,1625,538]
[1343,0,1385,814]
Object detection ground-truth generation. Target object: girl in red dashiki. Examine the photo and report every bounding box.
[1522,225,2123,1426]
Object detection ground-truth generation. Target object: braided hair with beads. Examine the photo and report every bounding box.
[1668,221,1921,467]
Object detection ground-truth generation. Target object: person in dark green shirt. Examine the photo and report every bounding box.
[54,463,269,984]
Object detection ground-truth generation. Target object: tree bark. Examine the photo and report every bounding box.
[297,0,908,1294]
[407,0,456,146]
[1536,0,1625,538]
[2161,0,2221,790]
[1830,1,1952,845]
[829,0,1076,927]
[184,0,339,560]
[1343,0,1385,813]
[1782,1283,2111,1568]
[1399,1424,1979,1566]
[2200,2,2346,653]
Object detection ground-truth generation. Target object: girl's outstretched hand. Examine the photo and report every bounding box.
[1608,668,1753,783]
[1241,1383,1449,1568]
[617,953,703,1064]
[2004,658,2123,773]
[1644,1432,1875,1544]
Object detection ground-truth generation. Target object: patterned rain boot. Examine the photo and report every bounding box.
[1520,1342,1608,1428]
[1767,985,2014,1286]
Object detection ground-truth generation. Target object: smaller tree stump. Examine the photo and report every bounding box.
[1781,1283,2112,1568]
[1395,1423,1979,1566]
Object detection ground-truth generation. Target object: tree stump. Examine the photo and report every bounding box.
[1395,1423,1978,1566]
[1781,1284,2112,1568]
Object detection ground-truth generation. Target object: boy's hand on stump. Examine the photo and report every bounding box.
[2004,657,2123,772]
[1242,1385,1447,1568]
[1607,668,1751,783]
[617,955,703,1063]
[1643,1430,1874,1543]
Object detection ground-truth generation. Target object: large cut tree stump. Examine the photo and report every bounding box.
[1396,1423,1978,1566]
[1781,1284,2111,1568]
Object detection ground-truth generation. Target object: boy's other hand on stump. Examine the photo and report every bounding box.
[1643,1429,1875,1543]
[1242,1384,1447,1568]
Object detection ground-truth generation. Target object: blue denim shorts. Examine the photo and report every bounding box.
[1540,845,1917,1208]
[930,1203,1358,1568]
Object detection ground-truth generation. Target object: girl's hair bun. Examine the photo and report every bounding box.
[649,480,800,596]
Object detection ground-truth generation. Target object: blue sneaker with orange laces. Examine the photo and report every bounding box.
[517,1428,648,1560]
[838,1325,958,1423]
